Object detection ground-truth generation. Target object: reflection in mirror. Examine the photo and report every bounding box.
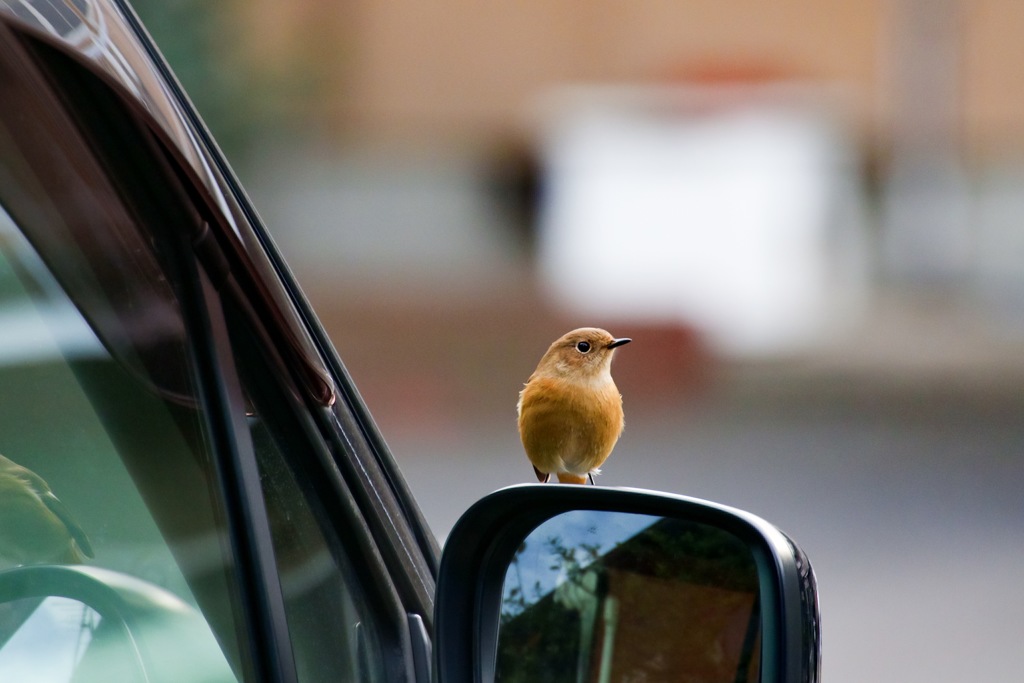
[0,596,137,681]
[497,511,760,683]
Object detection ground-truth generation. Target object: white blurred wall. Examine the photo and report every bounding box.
[535,85,868,356]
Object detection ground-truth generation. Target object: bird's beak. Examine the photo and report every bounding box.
[607,337,632,349]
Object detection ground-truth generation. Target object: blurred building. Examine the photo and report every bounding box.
[193,0,1024,369]
[229,0,1024,158]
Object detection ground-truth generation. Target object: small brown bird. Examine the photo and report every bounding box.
[0,454,94,565]
[517,328,631,484]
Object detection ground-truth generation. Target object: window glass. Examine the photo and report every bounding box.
[229,317,391,683]
[251,418,385,683]
[0,203,243,680]
[0,89,246,678]
[0,25,424,682]
[1,23,412,682]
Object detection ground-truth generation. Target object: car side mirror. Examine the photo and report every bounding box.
[434,485,819,683]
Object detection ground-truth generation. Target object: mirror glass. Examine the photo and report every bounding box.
[497,511,760,683]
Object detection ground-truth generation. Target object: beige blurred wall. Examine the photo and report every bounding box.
[235,0,1024,159]
[341,0,880,144]
[964,0,1024,156]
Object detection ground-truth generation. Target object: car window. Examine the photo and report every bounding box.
[236,348,392,683]
[0,195,243,681]
[0,21,422,683]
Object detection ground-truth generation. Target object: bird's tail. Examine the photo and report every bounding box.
[556,473,588,485]
[42,491,94,561]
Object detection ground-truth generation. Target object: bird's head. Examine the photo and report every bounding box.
[537,327,631,382]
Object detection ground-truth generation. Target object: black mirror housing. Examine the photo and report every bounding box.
[434,485,820,683]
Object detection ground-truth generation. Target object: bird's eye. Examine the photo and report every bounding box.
[575,341,591,353]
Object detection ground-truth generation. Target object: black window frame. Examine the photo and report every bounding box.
[111,0,442,600]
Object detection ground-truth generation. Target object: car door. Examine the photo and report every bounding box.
[0,4,436,682]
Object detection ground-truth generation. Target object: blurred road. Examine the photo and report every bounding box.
[303,282,1024,683]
